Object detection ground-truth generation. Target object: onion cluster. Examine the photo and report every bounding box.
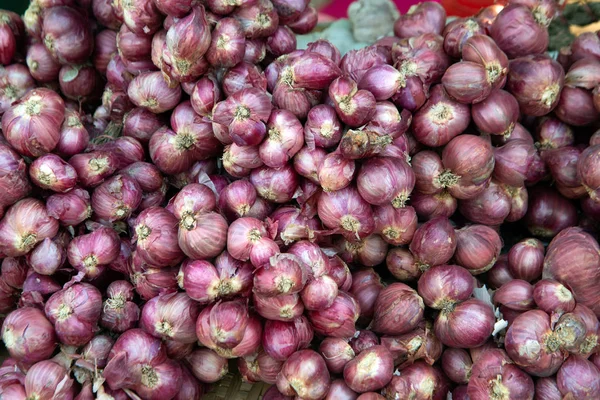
[1,0,600,398]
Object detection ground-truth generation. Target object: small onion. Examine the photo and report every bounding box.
[533,279,575,315]
[409,216,457,270]
[1,307,56,364]
[417,264,475,309]
[454,224,502,275]
[372,283,424,335]
[343,346,394,393]
[508,238,545,281]
[276,350,330,400]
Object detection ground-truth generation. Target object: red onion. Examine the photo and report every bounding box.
[417,264,474,309]
[316,152,355,192]
[356,157,414,208]
[533,279,575,315]
[253,253,307,297]
[525,187,577,238]
[91,174,142,222]
[69,151,118,188]
[442,61,493,104]
[254,292,304,321]
[372,283,424,335]
[133,207,184,268]
[571,304,600,357]
[120,0,162,35]
[27,234,67,275]
[301,274,338,311]
[495,139,537,187]
[0,143,30,209]
[494,279,535,311]
[42,6,93,64]
[435,298,495,349]
[128,71,182,113]
[409,216,457,270]
[570,31,600,63]
[103,328,169,391]
[348,269,383,322]
[340,45,389,83]
[507,238,544,281]
[222,143,262,177]
[271,207,321,246]
[393,2,446,38]
[555,85,599,126]
[443,17,485,59]
[27,154,75,193]
[442,348,472,384]
[0,198,59,257]
[190,75,220,117]
[317,185,374,240]
[383,361,448,399]
[505,309,566,376]
[319,337,355,374]
[140,292,199,343]
[386,247,421,282]
[343,345,393,393]
[458,179,512,226]
[68,226,120,279]
[325,379,357,400]
[307,291,360,338]
[490,4,549,59]
[186,348,228,384]
[21,272,61,307]
[263,317,313,361]
[196,299,249,350]
[557,356,600,398]
[45,283,102,346]
[338,235,387,267]
[259,109,304,168]
[506,54,565,116]
[328,76,376,128]
[454,37,507,95]
[373,205,417,246]
[350,330,379,355]
[24,360,74,400]
[59,64,101,101]
[178,207,227,260]
[117,24,152,63]
[265,25,296,57]
[276,350,330,399]
[244,38,267,64]
[231,0,278,38]
[454,224,502,275]
[207,18,245,68]
[472,90,520,137]
[2,87,64,157]
[1,307,56,364]
[54,109,89,158]
[46,188,91,226]
[411,85,470,146]
[0,64,34,116]
[467,349,534,400]
[93,0,121,29]
[565,58,600,90]
[213,87,272,146]
[535,377,562,400]
[101,280,140,333]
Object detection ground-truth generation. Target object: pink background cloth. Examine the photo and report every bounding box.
[319,0,435,19]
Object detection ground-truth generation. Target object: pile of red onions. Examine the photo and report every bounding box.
[1,0,600,398]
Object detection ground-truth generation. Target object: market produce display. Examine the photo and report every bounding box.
[0,0,600,398]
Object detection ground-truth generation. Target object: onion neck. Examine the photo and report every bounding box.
[268,127,281,142]
[429,103,453,125]
[89,157,110,174]
[140,365,158,389]
[340,215,361,239]
[56,303,73,322]
[435,170,460,188]
[485,62,506,86]
[105,294,126,310]
[276,276,294,294]
[489,375,510,400]
[19,233,37,252]
[136,224,151,241]
[155,320,174,337]
[180,212,196,230]
[541,84,560,108]
[175,131,196,151]
[392,191,410,208]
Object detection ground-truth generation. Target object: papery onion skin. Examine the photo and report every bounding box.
[276,349,330,400]
[525,187,577,238]
[434,298,495,349]
[372,283,424,335]
[508,238,545,282]
[490,4,549,59]
[533,279,575,315]
[409,216,457,270]
[454,224,502,275]
[505,309,566,377]
[0,198,59,257]
[417,264,475,309]
[506,54,565,116]
[307,291,360,338]
[493,279,535,311]
[383,360,449,400]
[556,356,600,399]
[343,345,394,393]
[1,307,57,364]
